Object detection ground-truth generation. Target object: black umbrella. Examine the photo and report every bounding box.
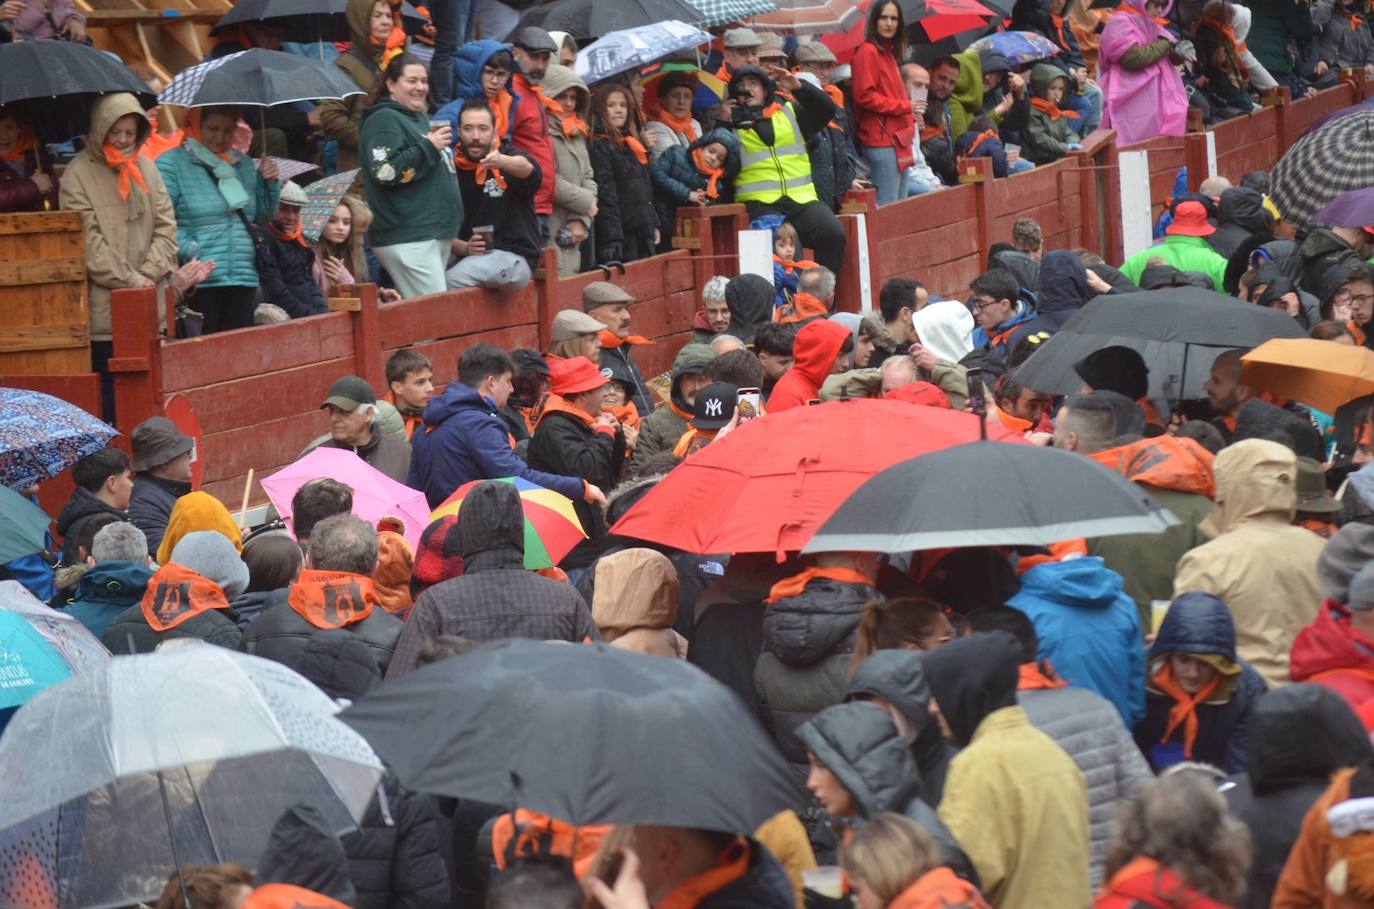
[510,0,706,41]
[341,640,799,833]
[159,48,364,108]
[211,0,428,47]
[0,41,155,140]
[1011,287,1307,400]
[802,441,1178,555]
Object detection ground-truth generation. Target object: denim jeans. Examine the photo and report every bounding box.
[1008,157,1036,174]
[904,174,939,197]
[861,145,902,205]
[1064,82,1104,135]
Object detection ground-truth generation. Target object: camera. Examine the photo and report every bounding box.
[555,227,577,249]
[731,104,764,130]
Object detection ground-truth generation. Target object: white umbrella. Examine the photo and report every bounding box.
[575,20,711,84]
[0,647,383,909]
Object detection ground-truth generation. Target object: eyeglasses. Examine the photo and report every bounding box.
[969,297,1000,312]
[1336,288,1374,308]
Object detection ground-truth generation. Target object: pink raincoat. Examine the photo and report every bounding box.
[1098,0,1188,145]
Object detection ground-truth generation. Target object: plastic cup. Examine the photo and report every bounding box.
[472,225,495,252]
[803,866,844,899]
[1005,143,1021,162]
[910,87,928,102]
[1151,599,1171,634]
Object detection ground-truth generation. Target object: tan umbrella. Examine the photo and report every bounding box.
[1241,337,1374,414]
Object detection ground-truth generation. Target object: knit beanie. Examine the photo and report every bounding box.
[1319,523,1374,602]
[170,530,250,599]
[1349,562,1374,612]
[1072,346,1149,402]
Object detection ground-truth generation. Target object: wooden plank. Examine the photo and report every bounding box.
[159,311,355,390]
[377,285,538,350]
[399,324,541,385]
[328,297,362,312]
[874,185,977,237]
[177,358,358,434]
[0,257,85,286]
[0,213,81,236]
[0,324,87,353]
[84,7,225,24]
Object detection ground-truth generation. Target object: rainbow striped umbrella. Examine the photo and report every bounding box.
[430,477,586,570]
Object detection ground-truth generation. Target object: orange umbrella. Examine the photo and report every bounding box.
[1241,338,1374,414]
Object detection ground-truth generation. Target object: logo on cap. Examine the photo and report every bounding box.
[705,398,723,417]
[601,368,613,378]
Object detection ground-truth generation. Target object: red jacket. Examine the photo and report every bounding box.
[767,320,851,412]
[850,41,915,169]
[1290,598,1374,727]
[1095,858,1233,909]
[512,72,556,216]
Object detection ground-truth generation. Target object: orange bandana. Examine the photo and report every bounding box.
[766,566,875,604]
[649,106,701,143]
[965,128,998,156]
[538,88,590,139]
[618,133,649,164]
[0,122,36,162]
[489,90,514,140]
[374,2,408,68]
[455,151,507,190]
[140,563,230,632]
[102,143,149,199]
[691,146,723,199]
[288,569,378,629]
[1030,97,1079,120]
[1050,12,1070,47]
[598,329,655,348]
[270,217,309,247]
[1154,661,1221,758]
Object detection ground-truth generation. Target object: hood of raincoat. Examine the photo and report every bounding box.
[1201,439,1298,538]
[1035,250,1090,315]
[763,576,876,667]
[345,0,383,60]
[728,64,778,106]
[1016,555,1126,610]
[455,39,514,102]
[1246,682,1371,795]
[87,92,151,156]
[156,490,244,566]
[458,480,525,571]
[847,648,934,736]
[798,701,921,817]
[591,547,680,641]
[541,63,589,114]
[1030,62,1070,99]
[256,804,359,906]
[912,300,974,364]
[1090,435,1215,497]
[1218,187,1273,236]
[725,273,774,343]
[923,630,1020,747]
[790,319,852,387]
[669,344,716,412]
[991,249,1041,294]
[75,560,154,608]
[1149,590,1236,662]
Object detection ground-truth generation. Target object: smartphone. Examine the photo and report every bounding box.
[806,398,823,406]
[737,387,762,422]
[966,370,987,415]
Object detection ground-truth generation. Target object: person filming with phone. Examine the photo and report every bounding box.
[446,98,541,293]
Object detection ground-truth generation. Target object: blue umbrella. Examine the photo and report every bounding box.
[0,613,72,732]
[0,486,53,565]
[970,30,1061,67]
[0,388,117,491]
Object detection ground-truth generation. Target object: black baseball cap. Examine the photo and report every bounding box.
[692,382,738,429]
[321,375,377,410]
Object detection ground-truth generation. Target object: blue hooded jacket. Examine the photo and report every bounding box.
[66,560,154,639]
[1009,556,1145,728]
[970,297,1038,359]
[407,382,585,509]
[434,40,519,141]
[1024,250,1092,335]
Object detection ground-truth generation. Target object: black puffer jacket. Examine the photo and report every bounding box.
[1136,591,1268,773]
[799,701,977,884]
[1225,684,1372,909]
[650,127,738,245]
[809,110,857,213]
[257,803,359,905]
[258,229,327,319]
[127,474,191,558]
[754,577,881,767]
[291,632,451,909]
[1296,227,1368,296]
[590,128,657,265]
[241,577,404,675]
[1207,188,1274,261]
[528,407,626,568]
[847,648,956,805]
[54,487,125,566]
[1232,398,1325,462]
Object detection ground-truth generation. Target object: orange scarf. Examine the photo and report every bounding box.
[766,566,875,604]
[454,151,507,190]
[1030,96,1079,120]
[658,840,751,909]
[140,563,229,631]
[598,328,655,348]
[617,133,649,165]
[102,143,149,200]
[692,147,723,199]
[538,89,590,139]
[1154,661,1221,758]
[488,90,514,141]
[602,402,641,429]
[374,2,408,68]
[0,123,36,163]
[965,128,997,156]
[919,123,946,143]
[772,254,820,275]
[182,109,236,162]
[1202,16,1248,78]
[1119,3,1169,26]
[1050,12,1070,48]
[288,569,378,629]
[270,218,309,248]
[649,106,701,143]
[1018,660,1068,690]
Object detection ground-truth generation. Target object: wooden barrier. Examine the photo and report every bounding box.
[0,213,90,376]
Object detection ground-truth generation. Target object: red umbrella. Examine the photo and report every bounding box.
[609,399,1026,557]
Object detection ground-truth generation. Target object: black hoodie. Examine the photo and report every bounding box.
[1025,250,1090,335]
[1207,187,1274,261]
[725,273,775,344]
[923,631,1021,748]
[55,486,126,566]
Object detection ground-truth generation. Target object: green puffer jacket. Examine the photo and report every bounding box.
[1023,64,1076,166]
[156,143,280,288]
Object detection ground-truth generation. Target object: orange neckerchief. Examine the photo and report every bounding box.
[1018,660,1068,690]
[182,109,236,162]
[1154,661,1221,759]
[1030,96,1079,120]
[488,90,514,140]
[615,132,649,165]
[772,254,820,275]
[140,563,229,632]
[774,291,828,324]
[1202,16,1248,77]
[919,123,946,143]
[759,101,784,119]
[766,566,875,604]
[287,569,378,629]
[102,143,149,199]
[375,1,408,68]
[1119,3,1169,26]
[489,809,608,878]
[990,399,1033,433]
[673,426,720,457]
[1350,321,1368,346]
[454,151,508,190]
[648,106,701,143]
[0,122,36,162]
[691,146,723,198]
[270,217,309,248]
[965,128,997,156]
[598,329,655,348]
[822,84,845,129]
[602,402,641,429]
[537,393,599,429]
[1050,12,1070,48]
[1297,516,1338,540]
[658,839,751,909]
[1015,539,1088,574]
[538,89,590,139]
[715,63,732,83]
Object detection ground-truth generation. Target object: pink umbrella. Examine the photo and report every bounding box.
[262,447,430,549]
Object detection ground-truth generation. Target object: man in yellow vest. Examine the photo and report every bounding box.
[730,64,848,277]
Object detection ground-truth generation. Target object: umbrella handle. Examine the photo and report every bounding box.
[238,467,255,531]
[157,770,195,909]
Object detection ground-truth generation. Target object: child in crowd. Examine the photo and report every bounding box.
[771,220,819,314]
[385,348,433,440]
[649,128,737,252]
[954,115,1013,178]
[313,195,399,301]
[1023,64,1084,165]
[600,358,643,434]
[258,181,326,320]
[589,83,658,265]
